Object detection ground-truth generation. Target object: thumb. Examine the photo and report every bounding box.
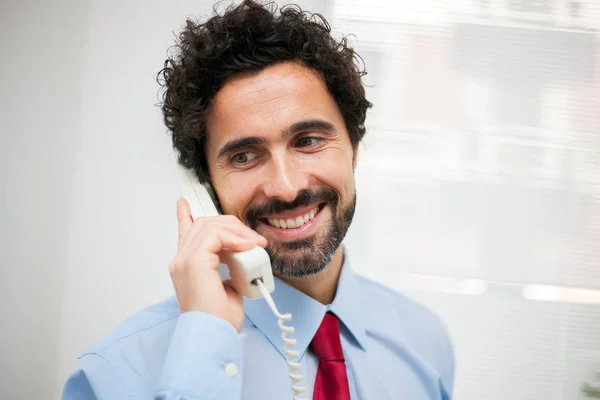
[176,198,193,251]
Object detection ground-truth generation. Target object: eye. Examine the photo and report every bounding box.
[296,136,322,148]
[231,151,257,165]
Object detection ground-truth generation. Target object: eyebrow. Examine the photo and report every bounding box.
[216,119,337,160]
[216,137,266,160]
[283,119,336,139]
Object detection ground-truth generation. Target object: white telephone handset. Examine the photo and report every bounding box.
[175,157,306,399]
[176,163,274,299]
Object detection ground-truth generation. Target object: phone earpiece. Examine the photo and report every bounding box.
[202,182,223,214]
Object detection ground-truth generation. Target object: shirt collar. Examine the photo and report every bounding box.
[329,250,367,350]
[244,247,367,361]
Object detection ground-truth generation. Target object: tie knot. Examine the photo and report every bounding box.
[310,313,345,362]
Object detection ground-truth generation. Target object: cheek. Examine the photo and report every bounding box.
[311,155,355,197]
[216,179,256,218]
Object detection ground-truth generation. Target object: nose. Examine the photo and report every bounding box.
[261,152,309,202]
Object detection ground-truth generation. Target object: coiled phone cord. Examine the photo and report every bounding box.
[254,279,306,399]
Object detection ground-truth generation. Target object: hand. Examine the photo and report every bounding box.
[169,198,268,332]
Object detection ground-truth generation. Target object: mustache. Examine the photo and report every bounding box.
[245,188,339,227]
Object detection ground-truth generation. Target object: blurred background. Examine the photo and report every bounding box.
[1,0,599,398]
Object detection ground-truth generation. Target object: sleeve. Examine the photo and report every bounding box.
[62,312,244,400]
[155,311,244,400]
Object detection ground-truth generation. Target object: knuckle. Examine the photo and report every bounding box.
[168,258,180,276]
[206,252,219,266]
[173,253,219,272]
[217,227,236,239]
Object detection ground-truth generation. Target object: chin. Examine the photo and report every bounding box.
[266,230,340,278]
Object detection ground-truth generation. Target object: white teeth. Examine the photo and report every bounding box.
[267,206,320,229]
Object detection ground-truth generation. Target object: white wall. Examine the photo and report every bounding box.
[1,1,89,398]
[0,1,330,398]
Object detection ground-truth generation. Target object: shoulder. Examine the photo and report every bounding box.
[357,275,450,336]
[356,275,455,395]
[66,296,181,397]
[83,295,181,356]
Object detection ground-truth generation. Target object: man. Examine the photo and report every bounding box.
[62,1,455,399]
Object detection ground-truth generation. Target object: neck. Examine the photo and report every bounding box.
[275,246,345,305]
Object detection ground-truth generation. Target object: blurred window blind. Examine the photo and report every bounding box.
[334,0,600,398]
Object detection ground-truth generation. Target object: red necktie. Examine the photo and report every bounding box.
[310,313,351,400]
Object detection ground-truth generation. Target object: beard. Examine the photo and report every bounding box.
[245,188,357,278]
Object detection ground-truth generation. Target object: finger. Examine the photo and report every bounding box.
[178,217,266,252]
[176,198,194,251]
[180,225,267,258]
[186,215,267,246]
[198,228,261,256]
[206,215,267,243]
[179,228,260,272]
[219,224,268,247]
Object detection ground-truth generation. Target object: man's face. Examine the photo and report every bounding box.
[205,61,357,277]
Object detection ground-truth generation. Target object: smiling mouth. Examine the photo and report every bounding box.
[261,203,324,229]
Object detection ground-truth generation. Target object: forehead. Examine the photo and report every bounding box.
[205,61,345,151]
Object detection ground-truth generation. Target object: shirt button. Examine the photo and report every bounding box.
[224,362,238,377]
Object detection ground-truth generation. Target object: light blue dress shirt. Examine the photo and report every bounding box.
[62,251,455,399]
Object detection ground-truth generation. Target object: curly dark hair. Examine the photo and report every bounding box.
[157,0,372,183]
